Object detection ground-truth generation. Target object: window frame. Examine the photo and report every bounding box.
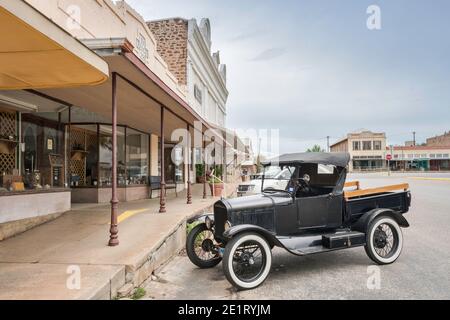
[362,141,372,151]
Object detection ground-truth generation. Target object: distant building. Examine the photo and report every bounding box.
[389,145,450,171]
[330,130,387,172]
[331,129,450,172]
[426,131,450,147]
[392,130,450,171]
[148,18,228,128]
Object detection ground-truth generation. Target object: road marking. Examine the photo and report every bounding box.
[409,177,450,182]
[117,209,148,224]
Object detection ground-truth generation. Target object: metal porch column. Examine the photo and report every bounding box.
[203,129,207,199]
[159,106,167,213]
[109,72,119,247]
[187,123,192,204]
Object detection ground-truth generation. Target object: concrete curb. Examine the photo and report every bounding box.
[116,204,215,299]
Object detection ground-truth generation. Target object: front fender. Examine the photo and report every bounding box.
[223,224,282,247]
[187,213,214,225]
[352,208,410,234]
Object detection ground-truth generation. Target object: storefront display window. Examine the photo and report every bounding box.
[1,105,160,194]
[68,124,98,187]
[0,107,19,192]
[21,112,65,190]
[99,125,126,187]
[0,103,71,193]
[126,128,149,185]
[67,124,150,188]
[173,146,184,183]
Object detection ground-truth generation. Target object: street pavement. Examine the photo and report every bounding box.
[144,173,450,300]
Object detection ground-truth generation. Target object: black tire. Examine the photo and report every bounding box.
[223,232,272,290]
[186,223,222,269]
[364,216,403,265]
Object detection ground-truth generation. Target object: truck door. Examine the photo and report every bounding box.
[296,193,342,229]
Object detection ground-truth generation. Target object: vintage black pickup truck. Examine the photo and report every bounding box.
[186,153,412,290]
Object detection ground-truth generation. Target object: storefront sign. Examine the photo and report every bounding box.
[136,33,149,63]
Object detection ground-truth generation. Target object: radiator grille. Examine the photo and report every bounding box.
[214,202,228,240]
[230,208,275,232]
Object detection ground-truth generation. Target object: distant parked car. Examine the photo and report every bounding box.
[237,167,291,197]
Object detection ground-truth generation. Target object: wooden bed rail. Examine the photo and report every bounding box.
[344,181,360,190]
[344,183,409,200]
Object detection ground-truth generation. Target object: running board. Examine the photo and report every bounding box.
[277,231,366,256]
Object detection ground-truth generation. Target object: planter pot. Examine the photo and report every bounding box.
[209,183,224,197]
[196,176,206,184]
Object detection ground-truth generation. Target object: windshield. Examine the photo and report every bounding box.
[262,166,283,179]
[261,165,295,194]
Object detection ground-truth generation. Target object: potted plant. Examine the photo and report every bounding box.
[195,164,206,183]
[213,165,224,180]
[208,176,224,197]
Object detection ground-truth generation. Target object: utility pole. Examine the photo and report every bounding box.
[327,136,330,152]
[256,137,262,172]
[413,131,416,146]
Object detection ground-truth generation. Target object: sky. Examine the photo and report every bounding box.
[127,0,450,154]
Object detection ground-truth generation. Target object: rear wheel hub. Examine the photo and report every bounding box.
[374,229,388,248]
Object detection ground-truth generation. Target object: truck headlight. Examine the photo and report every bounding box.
[205,216,214,230]
[224,221,232,231]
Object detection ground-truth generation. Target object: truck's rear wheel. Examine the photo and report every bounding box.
[223,232,272,290]
[365,216,403,265]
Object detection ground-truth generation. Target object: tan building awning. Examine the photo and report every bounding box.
[0,0,109,90]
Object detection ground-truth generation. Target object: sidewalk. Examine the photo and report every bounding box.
[0,184,236,300]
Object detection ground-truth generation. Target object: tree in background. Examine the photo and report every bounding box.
[307,145,325,152]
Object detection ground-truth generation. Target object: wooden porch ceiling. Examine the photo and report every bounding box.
[37,54,222,142]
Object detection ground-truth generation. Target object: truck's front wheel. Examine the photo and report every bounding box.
[186,223,222,269]
[365,216,403,265]
[223,232,272,290]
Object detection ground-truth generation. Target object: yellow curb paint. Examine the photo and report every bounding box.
[409,177,450,182]
[117,209,148,224]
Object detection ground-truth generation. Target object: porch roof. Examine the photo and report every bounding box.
[34,38,226,142]
[0,0,108,90]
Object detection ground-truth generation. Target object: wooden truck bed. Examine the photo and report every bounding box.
[343,181,411,221]
[344,181,409,200]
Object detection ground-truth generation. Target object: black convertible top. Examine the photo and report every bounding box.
[262,152,350,168]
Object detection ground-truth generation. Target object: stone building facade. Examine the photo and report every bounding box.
[148,18,188,86]
[148,18,228,128]
[426,131,450,147]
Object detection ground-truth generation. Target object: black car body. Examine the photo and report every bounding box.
[214,153,409,247]
[186,152,412,290]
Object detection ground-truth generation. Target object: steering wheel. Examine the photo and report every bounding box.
[296,174,311,193]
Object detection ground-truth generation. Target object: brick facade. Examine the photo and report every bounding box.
[427,131,450,147]
[330,139,348,153]
[147,19,188,85]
